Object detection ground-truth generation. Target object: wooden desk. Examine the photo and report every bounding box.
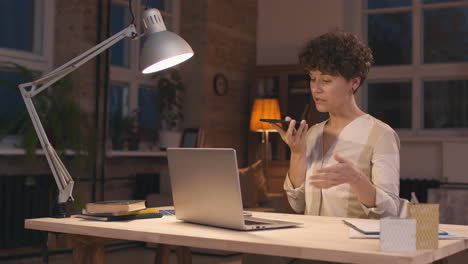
[25,211,468,264]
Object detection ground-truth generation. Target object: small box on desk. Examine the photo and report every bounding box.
[407,203,439,249]
[380,218,416,252]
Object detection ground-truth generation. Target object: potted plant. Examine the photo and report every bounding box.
[110,109,140,151]
[0,62,95,211]
[110,112,127,150]
[153,68,185,150]
[126,109,140,151]
[0,62,93,163]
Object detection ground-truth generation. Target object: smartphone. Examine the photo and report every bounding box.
[260,104,310,130]
[260,119,302,130]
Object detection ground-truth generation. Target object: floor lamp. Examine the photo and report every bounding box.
[17,7,194,217]
[249,98,281,192]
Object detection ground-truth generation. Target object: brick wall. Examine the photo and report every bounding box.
[180,0,257,166]
[55,0,101,116]
[0,0,258,202]
[0,0,102,177]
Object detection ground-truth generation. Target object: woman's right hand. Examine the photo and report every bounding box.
[271,117,308,155]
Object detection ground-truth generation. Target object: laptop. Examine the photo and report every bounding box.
[167,148,302,231]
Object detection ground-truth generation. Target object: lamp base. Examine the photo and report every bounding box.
[53,202,67,218]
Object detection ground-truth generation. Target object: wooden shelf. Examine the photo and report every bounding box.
[289,88,309,94]
[0,148,78,156]
[249,64,319,164]
[106,150,167,158]
[0,148,28,155]
[0,148,167,158]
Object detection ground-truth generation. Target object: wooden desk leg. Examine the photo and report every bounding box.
[68,234,108,264]
[155,244,192,264]
[72,242,92,264]
[155,244,171,264]
[89,243,106,264]
[433,258,448,264]
[42,232,49,264]
[176,246,192,264]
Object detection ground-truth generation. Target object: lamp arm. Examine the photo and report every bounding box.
[21,95,73,204]
[16,24,138,205]
[22,24,138,98]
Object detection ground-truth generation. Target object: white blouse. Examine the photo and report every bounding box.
[284,114,401,218]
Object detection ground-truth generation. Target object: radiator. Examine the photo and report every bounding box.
[0,174,53,249]
[134,173,160,200]
[400,179,440,203]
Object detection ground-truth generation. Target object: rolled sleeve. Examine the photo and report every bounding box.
[361,129,401,218]
[284,173,306,213]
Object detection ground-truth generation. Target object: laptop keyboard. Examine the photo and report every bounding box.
[245,220,272,225]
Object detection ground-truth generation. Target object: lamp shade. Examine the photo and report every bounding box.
[140,9,194,74]
[249,98,281,132]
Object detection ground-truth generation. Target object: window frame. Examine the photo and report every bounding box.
[0,0,55,148]
[0,0,55,71]
[109,0,179,119]
[361,0,468,138]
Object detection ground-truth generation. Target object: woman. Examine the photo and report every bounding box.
[274,31,400,218]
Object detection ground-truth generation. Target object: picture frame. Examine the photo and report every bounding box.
[213,73,229,96]
[181,128,200,148]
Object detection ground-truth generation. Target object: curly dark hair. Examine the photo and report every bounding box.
[298,31,374,92]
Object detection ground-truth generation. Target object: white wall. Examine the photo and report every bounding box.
[443,142,468,183]
[256,0,468,182]
[257,0,347,65]
[400,142,442,180]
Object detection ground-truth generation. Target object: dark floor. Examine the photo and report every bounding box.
[2,245,244,264]
[3,244,468,264]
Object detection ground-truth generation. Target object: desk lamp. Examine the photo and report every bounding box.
[249,98,281,191]
[17,4,193,217]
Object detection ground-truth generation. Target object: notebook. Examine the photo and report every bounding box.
[343,218,465,239]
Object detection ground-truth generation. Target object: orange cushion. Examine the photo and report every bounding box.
[238,160,270,208]
[249,160,270,204]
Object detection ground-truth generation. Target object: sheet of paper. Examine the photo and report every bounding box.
[348,227,468,240]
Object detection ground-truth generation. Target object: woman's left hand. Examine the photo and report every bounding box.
[309,153,362,189]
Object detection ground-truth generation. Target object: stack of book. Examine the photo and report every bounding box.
[72,200,162,221]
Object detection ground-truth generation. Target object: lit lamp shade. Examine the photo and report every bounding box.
[249,98,281,132]
[140,9,194,74]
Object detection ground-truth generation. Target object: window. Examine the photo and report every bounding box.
[424,80,468,128]
[111,4,131,68]
[109,0,179,146]
[0,0,54,146]
[0,70,31,136]
[368,82,412,129]
[0,1,43,54]
[364,0,468,134]
[423,6,468,63]
[109,83,130,139]
[138,86,160,137]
